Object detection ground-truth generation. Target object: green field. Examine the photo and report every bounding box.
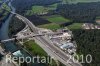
[43,15,70,23]
[38,23,60,30]
[39,15,70,30]
[26,6,46,15]
[67,23,83,29]
[96,16,100,19]
[24,40,47,56]
[31,6,48,14]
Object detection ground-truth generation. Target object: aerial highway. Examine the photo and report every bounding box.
[14,14,82,66]
[0,0,81,66]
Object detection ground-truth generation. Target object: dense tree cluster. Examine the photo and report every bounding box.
[9,16,25,36]
[72,29,100,66]
[56,2,100,23]
[26,15,51,26]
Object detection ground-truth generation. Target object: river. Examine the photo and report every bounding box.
[0,0,18,52]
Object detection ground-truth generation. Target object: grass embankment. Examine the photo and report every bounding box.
[24,40,58,66]
[67,23,83,30]
[24,40,47,56]
[38,23,60,30]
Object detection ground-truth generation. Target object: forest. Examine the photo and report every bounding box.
[72,29,100,66]
[56,2,100,23]
[26,15,51,26]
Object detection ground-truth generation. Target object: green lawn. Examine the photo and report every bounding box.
[24,40,47,56]
[44,15,70,24]
[38,23,60,30]
[67,23,83,29]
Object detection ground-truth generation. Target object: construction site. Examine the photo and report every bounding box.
[39,28,77,54]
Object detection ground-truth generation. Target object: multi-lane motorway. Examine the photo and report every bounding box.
[15,14,82,66]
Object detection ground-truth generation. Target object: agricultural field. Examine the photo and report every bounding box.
[38,23,60,30]
[38,15,72,30]
[43,15,71,24]
[67,23,83,29]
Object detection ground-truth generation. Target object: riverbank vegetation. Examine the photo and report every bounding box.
[0,2,11,27]
[72,29,100,66]
[9,16,25,37]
